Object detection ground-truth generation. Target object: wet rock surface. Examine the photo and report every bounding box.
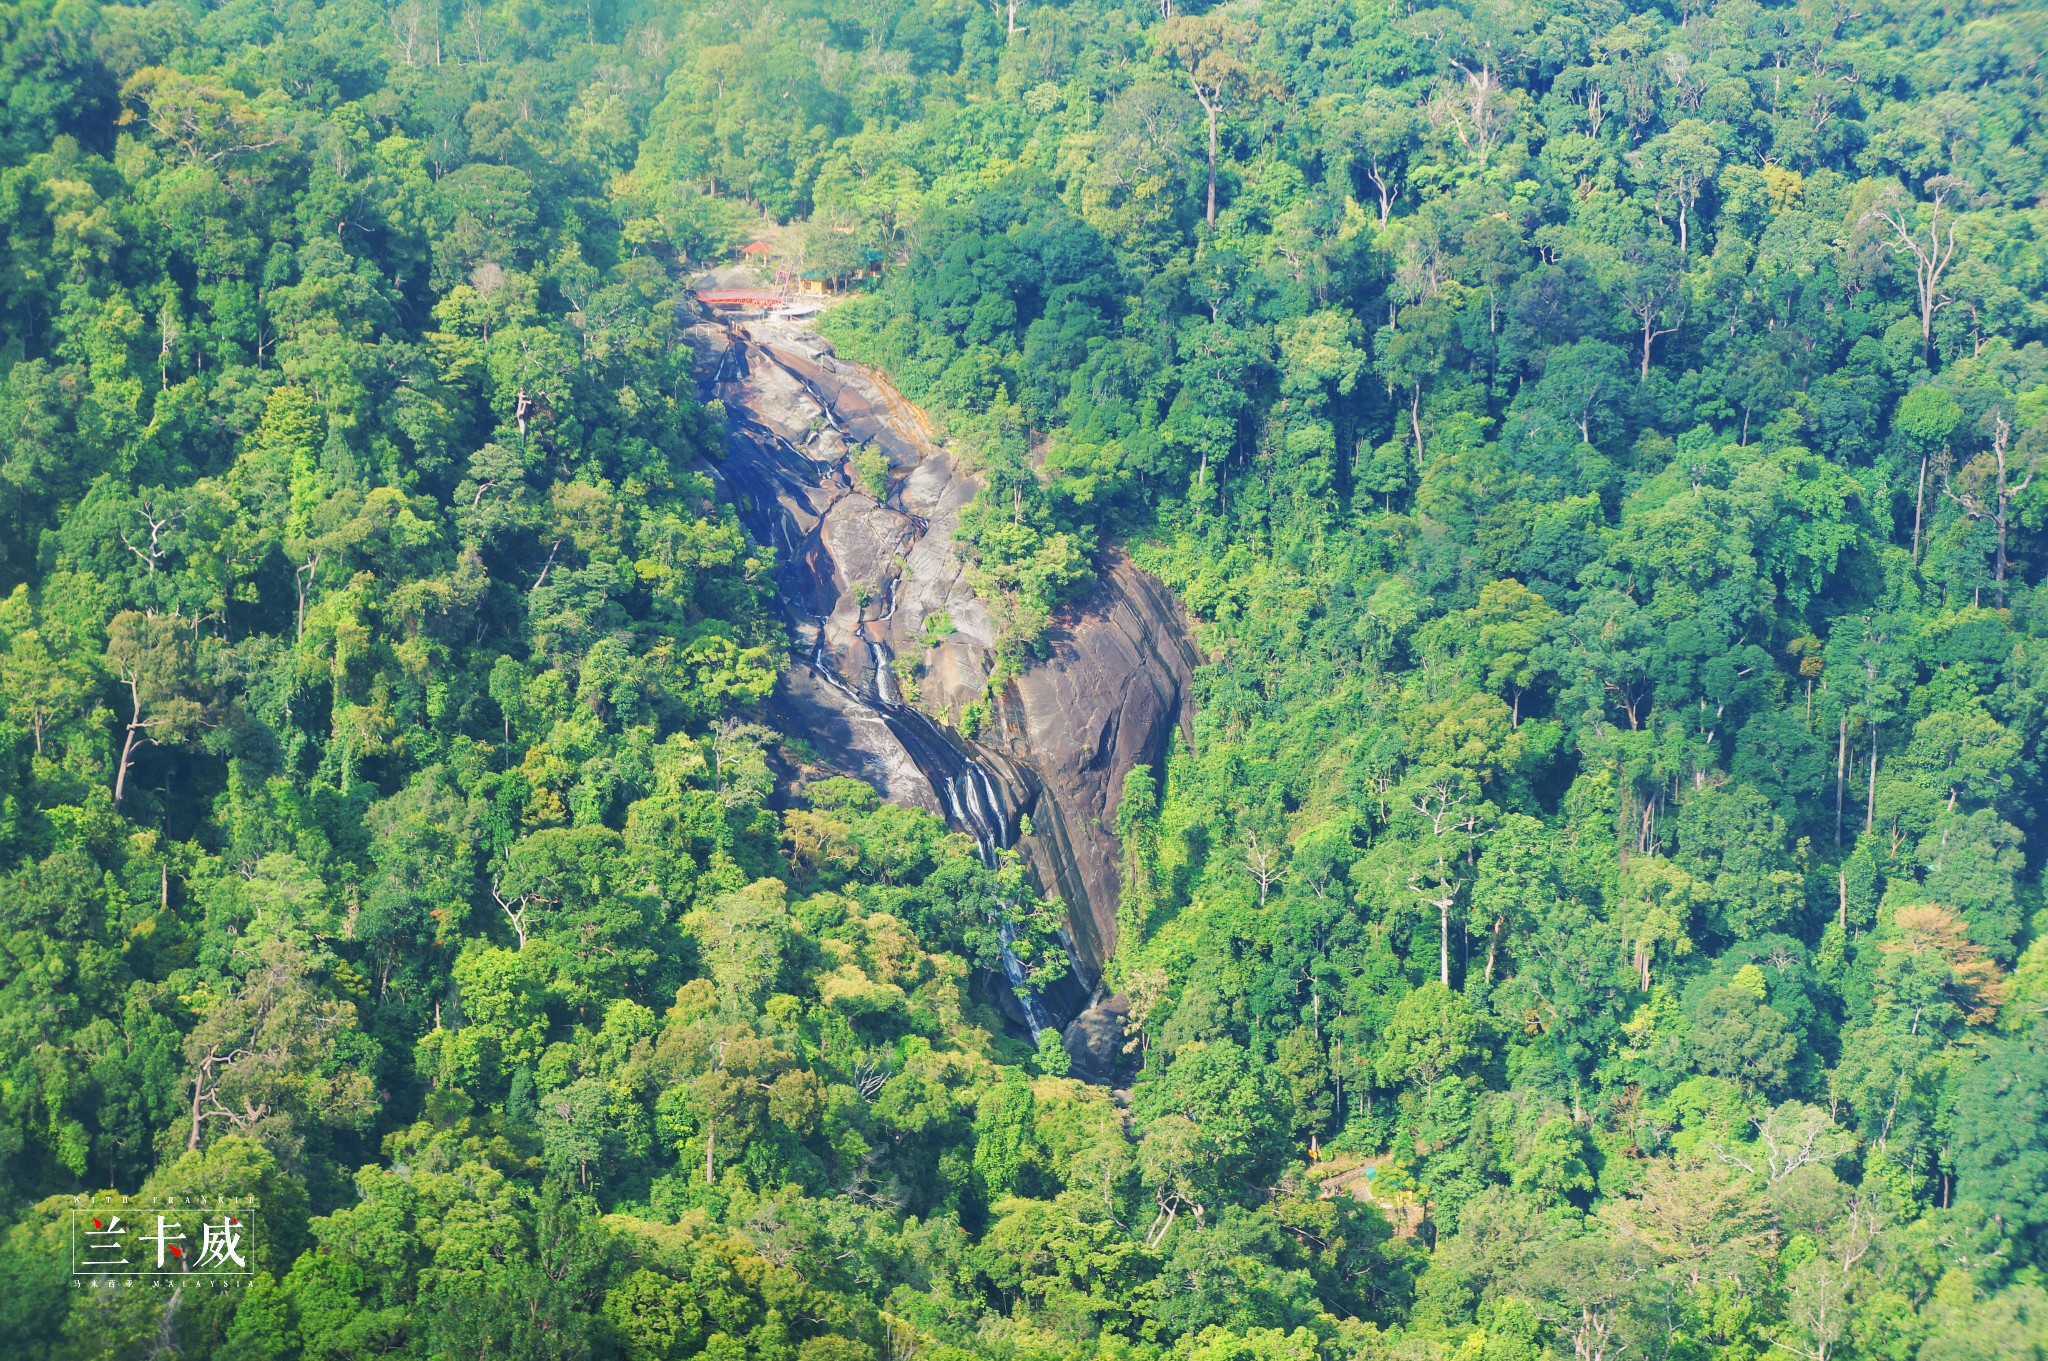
[691,315,1198,1017]
[981,559,1199,973]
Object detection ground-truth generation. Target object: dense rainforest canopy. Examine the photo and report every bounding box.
[2,0,2048,1356]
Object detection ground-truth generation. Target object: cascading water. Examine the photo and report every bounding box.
[866,577,902,707]
[705,323,1055,1046]
[950,768,1055,1043]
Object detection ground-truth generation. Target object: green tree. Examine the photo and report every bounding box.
[1158,12,1270,229]
[103,608,205,806]
[687,879,792,1017]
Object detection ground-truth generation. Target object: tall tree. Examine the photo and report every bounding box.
[1158,12,1270,229]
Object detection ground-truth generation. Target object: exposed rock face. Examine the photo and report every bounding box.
[1061,993,1135,1088]
[693,315,1197,1011]
[974,560,1199,973]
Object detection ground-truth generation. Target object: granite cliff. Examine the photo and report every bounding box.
[691,315,1197,1046]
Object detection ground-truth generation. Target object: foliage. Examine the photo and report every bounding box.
[3,0,2048,1356]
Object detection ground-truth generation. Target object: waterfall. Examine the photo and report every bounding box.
[709,323,1055,1048]
[859,633,1050,1045]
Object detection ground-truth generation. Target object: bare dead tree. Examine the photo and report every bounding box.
[1716,1103,1853,1183]
[1408,777,1479,986]
[186,940,360,1150]
[388,1,434,65]
[1438,57,1510,166]
[491,876,553,948]
[853,1058,891,1100]
[1244,830,1286,906]
[294,551,321,641]
[122,500,182,575]
[1867,175,1969,354]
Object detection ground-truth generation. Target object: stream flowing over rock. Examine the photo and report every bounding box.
[690,316,1197,1059]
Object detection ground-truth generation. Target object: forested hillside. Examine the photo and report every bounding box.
[2,0,2048,1356]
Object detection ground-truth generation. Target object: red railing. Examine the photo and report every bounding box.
[693,289,785,308]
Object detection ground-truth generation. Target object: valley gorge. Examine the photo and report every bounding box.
[690,313,1201,1065]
